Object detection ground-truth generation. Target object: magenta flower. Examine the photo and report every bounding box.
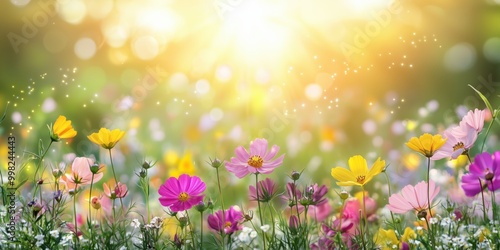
[387,180,440,214]
[431,124,478,160]
[461,151,500,197]
[207,206,243,235]
[225,138,285,178]
[158,174,206,212]
[249,178,278,202]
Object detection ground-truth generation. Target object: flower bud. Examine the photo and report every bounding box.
[37,179,44,185]
[291,171,301,181]
[137,169,147,178]
[485,172,494,181]
[339,190,349,201]
[91,196,101,210]
[178,216,188,228]
[142,161,154,170]
[417,210,427,220]
[52,169,63,179]
[194,201,207,212]
[209,158,224,169]
[90,163,101,174]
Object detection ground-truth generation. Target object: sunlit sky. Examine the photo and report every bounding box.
[1,0,500,167]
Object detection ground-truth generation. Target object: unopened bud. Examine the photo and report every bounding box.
[209,158,224,169]
[339,190,349,200]
[291,171,301,181]
[90,164,100,174]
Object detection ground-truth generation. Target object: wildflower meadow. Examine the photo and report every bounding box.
[1,88,500,250]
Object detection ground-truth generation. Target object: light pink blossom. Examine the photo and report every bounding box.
[387,180,440,214]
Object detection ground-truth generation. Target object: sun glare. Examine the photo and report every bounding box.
[217,1,292,65]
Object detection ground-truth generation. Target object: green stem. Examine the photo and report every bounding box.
[32,140,53,200]
[215,167,226,250]
[424,216,435,248]
[491,181,497,222]
[426,157,433,218]
[88,173,95,248]
[255,173,266,250]
[479,179,488,223]
[480,112,496,152]
[73,184,79,246]
[360,186,368,250]
[292,180,301,225]
[108,149,124,209]
[186,211,196,249]
[200,211,204,250]
[383,171,398,232]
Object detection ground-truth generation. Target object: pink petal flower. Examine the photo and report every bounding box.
[225,138,285,178]
[387,180,439,214]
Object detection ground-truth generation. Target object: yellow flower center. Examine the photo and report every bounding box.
[178,192,189,202]
[248,155,264,169]
[224,221,232,228]
[453,142,465,152]
[356,175,366,184]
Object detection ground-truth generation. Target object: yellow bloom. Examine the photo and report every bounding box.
[87,128,125,149]
[406,133,446,157]
[373,228,399,250]
[51,115,77,141]
[401,227,416,243]
[169,151,196,178]
[331,155,385,187]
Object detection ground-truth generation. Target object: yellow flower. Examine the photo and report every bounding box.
[87,128,125,149]
[373,228,399,250]
[169,151,196,178]
[401,227,416,243]
[331,155,385,187]
[406,133,446,158]
[51,115,77,141]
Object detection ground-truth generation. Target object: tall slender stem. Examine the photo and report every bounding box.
[360,186,368,250]
[383,171,398,232]
[32,140,53,199]
[292,181,301,225]
[108,149,124,209]
[480,112,496,152]
[255,173,266,250]
[200,211,204,250]
[88,173,95,248]
[480,179,488,223]
[490,181,497,222]
[426,157,433,218]
[186,211,196,249]
[215,167,226,250]
[73,184,79,246]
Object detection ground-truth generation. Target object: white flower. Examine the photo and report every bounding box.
[260,225,270,232]
[130,219,141,229]
[250,231,258,238]
[238,230,250,243]
[440,217,452,227]
[35,234,44,241]
[119,246,127,250]
[430,217,438,225]
[49,230,59,238]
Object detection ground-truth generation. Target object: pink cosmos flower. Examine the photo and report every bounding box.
[431,124,478,160]
[461,151,500,197]
[61,157,103,190]
[207,206,243,235]
[225,138,285,178]
[103,182,129,199]
[387,180,440,214]
[461,108,485,133]
[158,174,206,212]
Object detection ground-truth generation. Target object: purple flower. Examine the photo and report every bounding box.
[302,184,328,206]
[158,174,206,212]
[225,138,285,178]
[249,178,277,202]
[461,151,500,197]
[207,206,243,235]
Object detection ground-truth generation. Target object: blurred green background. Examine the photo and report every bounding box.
[1,0,500,196]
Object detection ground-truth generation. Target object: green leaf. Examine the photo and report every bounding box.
[469,84,493,114]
